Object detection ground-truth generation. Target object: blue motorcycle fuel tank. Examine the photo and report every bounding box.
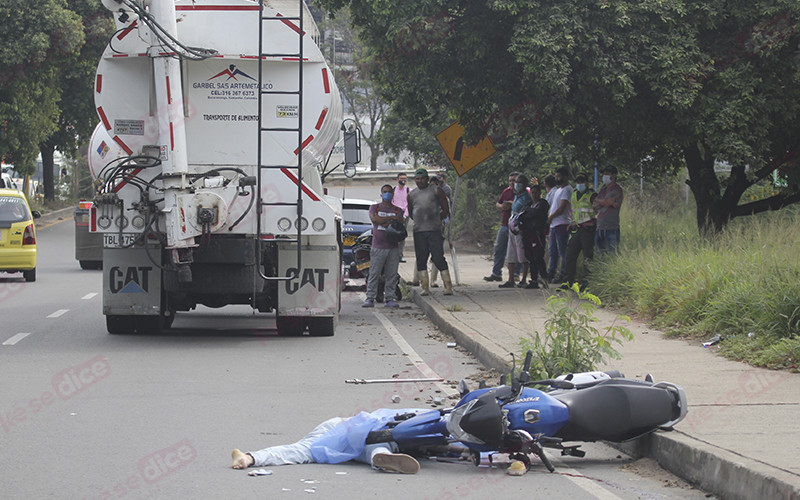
[391,410,450,446]
[457,387,570,437]
[504,388,570,436]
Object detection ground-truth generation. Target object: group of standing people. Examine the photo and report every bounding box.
[485,165,623,288]
[362,168,453,307]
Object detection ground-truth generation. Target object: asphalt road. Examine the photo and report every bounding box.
[0,218,710,499]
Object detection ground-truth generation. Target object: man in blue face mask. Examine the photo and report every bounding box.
[363,185,405,308]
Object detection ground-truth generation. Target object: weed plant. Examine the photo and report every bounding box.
[520,284,632,380]
[588,183,800,371]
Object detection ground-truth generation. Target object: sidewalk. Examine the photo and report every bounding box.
[398,250,800,500]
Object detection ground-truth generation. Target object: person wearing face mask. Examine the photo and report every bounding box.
[593,165,623,254]
[393,173,410,263]
[563,173,597,286]
[546,167,573,282]
[499,174,533,288]
[363,185,405,308]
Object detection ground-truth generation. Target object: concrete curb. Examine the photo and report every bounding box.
[406,285,800,500]
[409,287,511,374]
[613,432,800,500]
[37,206,74,229]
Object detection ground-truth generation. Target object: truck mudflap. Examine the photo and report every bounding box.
[277,243,340,336]
[103,247,162,316]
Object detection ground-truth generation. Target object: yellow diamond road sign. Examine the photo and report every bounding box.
[436,121,497,176]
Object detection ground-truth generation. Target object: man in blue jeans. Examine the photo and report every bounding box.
[484,172,519,282]
[593,165,623,254]
[547,167,573,282]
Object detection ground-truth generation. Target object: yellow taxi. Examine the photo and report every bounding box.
[0,188,40,282]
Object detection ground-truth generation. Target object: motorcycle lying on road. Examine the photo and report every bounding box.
[365,350,688,471]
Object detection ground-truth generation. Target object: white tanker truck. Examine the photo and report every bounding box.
[88,0,352,336]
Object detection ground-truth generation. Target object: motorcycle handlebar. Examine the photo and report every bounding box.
[522,350,532,376]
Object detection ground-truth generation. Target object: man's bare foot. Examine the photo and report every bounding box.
[232,449,254,469]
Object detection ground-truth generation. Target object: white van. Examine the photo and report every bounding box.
[0,173,19,191]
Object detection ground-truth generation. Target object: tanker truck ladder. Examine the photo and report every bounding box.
[256,0,305,282]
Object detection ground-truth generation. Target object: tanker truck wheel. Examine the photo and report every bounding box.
[307,317,334,337]
[107,315,135,334]
[276,316,304,336]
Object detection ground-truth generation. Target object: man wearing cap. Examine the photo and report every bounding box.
[408,168,453,296]
[593,165,624,254]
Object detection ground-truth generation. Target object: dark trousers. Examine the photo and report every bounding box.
[523,232,547,281]
[564,225,596,284]
[414,230,448,272]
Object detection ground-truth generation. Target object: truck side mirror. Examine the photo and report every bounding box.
[342,123,361,168]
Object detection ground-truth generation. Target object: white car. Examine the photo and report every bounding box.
[1,173,19,191]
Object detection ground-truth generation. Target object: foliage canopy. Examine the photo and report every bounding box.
[320,0,800,233]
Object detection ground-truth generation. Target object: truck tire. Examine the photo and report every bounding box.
[276,316,304,336]
[134,315,166,335]
[80,260,102,270]
[307,317,334,337]
[107,315,135,334]
[23,268,36,282]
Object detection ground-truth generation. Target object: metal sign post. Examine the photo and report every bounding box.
[445,176,461,285]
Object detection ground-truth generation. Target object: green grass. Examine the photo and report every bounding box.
[587,185,800,371]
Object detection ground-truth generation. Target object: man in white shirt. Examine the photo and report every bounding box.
[546,167,573,282]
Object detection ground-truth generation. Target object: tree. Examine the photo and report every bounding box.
[319,0,800,233]
[0,0,85,183]
[319,9,390,171]
[39,1,114,202]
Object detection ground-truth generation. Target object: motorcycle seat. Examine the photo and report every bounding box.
[553,380,677,442]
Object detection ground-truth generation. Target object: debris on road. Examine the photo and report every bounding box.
[247,468,273,476]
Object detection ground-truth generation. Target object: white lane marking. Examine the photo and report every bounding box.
[3,333,31,346]
[549,457,625,500]
[47,309,69,318]
[372,297,624,500]
[81,293,98,300]
[371,309,459,398]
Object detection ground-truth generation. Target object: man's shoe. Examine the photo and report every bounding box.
[399,259,406,263]
[431,283,439,288]
[525,281,539,289]
[483,274,502,282]
[384,300,399,308]
[362,299,375,308]
[498,281,515,288]
[372,452,420,474]
[516,281,528,288]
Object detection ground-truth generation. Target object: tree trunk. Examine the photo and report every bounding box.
[370,154,378,171]
[684,143,735,235]
[40,143,56,203]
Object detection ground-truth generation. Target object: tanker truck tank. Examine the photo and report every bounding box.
[88,0,346,337]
